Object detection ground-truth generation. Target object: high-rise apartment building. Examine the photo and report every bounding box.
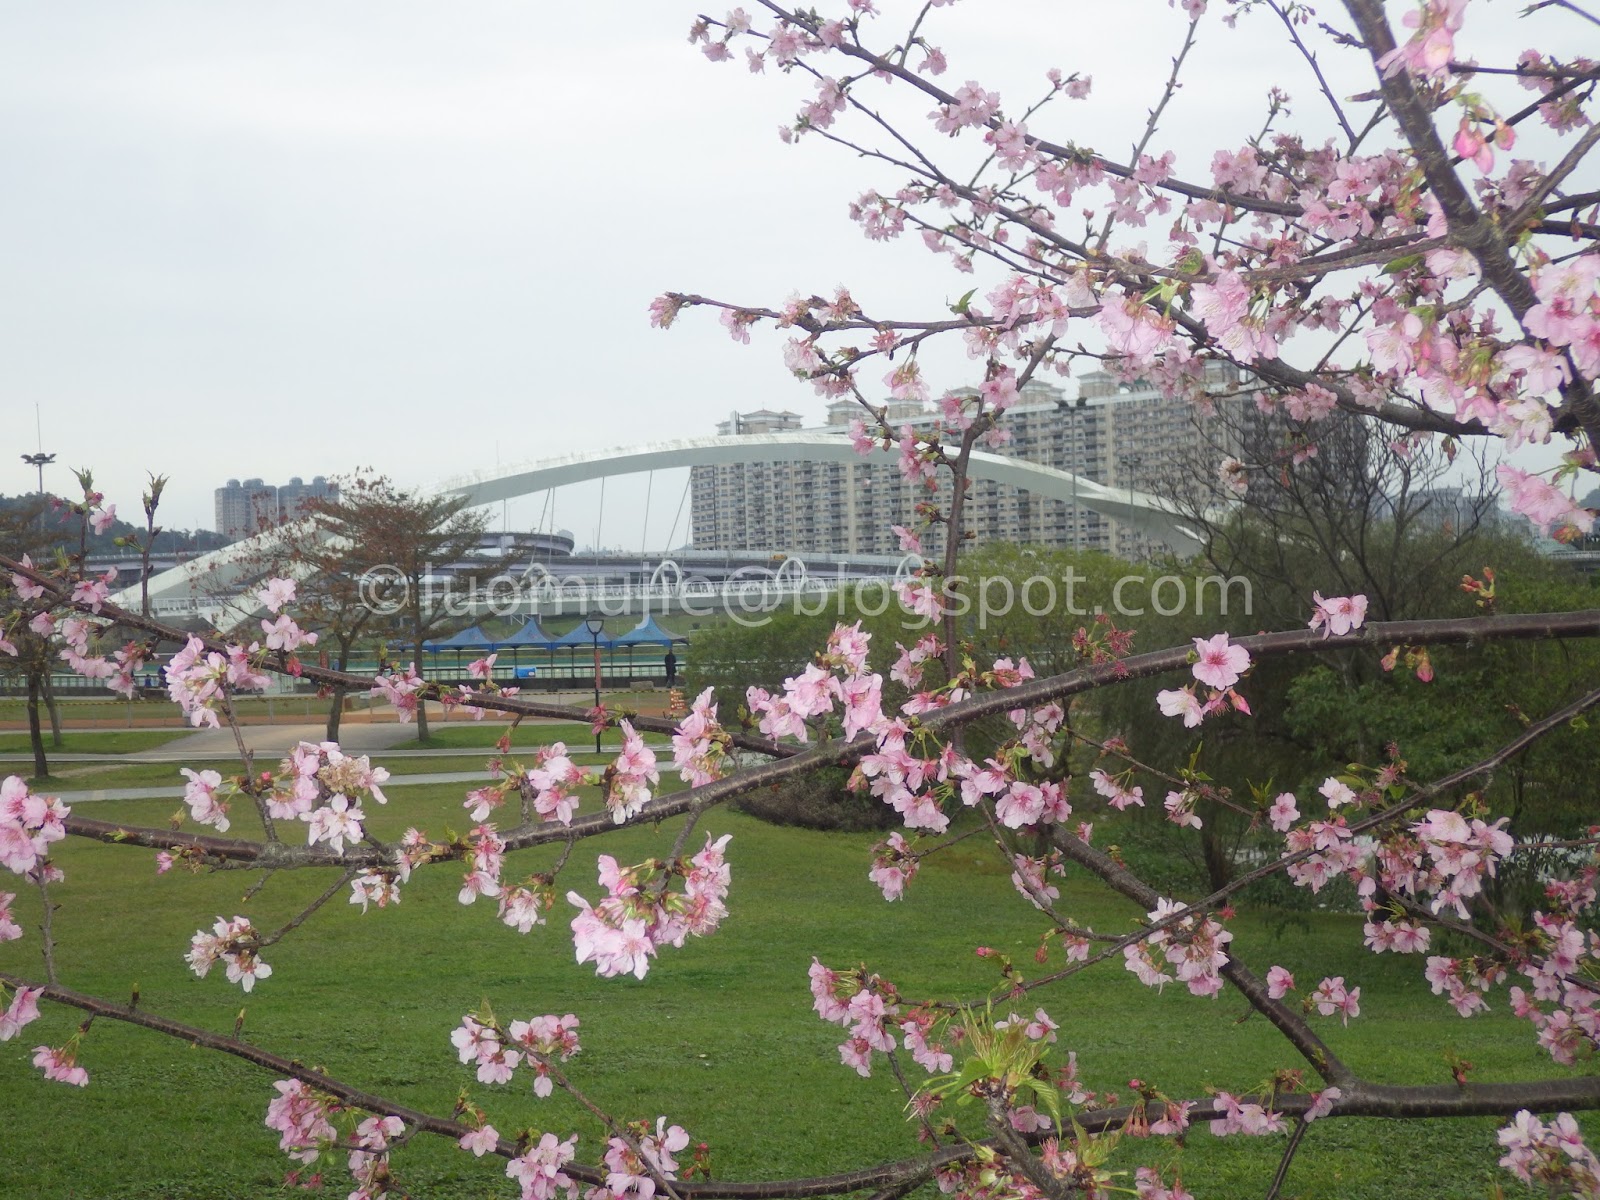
[214,475,338,538]
[690,362,1242,558]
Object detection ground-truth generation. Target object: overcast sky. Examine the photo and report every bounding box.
[0,1,1571,547]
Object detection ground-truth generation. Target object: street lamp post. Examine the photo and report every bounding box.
[584,615,606,753]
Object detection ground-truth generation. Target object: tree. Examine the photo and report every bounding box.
[5,3,1600,1198]
[0,473,155,778]
[204,505,384,742]
[304,476,490,742]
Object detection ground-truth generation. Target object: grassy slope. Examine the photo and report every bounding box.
[0,785,1593,1199]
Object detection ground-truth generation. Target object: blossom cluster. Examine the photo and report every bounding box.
[1497,1109,1600,1195]
[597,1118,691,1200]
[1124,899,1232,998]
[270,740,391,855]
[186,915,272,991]
[809,960,969,1079]
[747,620,886,743]
[567,834,732,979]
[0,776,69,879]
[165,634,271,729]
[671,686,731,786]
[1156,633,1252,730]
[451,1011,581,1095]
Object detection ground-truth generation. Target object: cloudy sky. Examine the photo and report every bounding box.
[0,1,1565,546]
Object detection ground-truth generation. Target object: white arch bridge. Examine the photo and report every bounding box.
[117,430,1202,621]
[432,430,1199,543]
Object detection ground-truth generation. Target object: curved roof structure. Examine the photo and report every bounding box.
[433,430,1202,550]
[116,431,1204,614]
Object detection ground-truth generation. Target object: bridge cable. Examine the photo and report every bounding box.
[664,471,691,555]
[641,470,653,556]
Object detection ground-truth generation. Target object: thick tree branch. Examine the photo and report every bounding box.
[4,970,1597,1198]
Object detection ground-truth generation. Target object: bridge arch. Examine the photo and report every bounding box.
[432,430,1201,549]
[118,431,1203,613]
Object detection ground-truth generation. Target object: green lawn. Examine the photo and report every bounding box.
[4,761,206,791]
[2,748,647,793]
[0,786,1593,1199]
[0,729,196,755]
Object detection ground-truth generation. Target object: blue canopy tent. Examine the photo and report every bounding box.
[611,616,686,682]
[419,625,499,680]
[549,621,617,686]
[498,618,558,679]
[498,618,558,649]
[611,616,686,647]
[421,626,500,651]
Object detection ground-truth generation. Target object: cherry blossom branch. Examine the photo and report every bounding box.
[1505,119,1600,237]
[1270,0,1358,149]
[1264,1118,1311,1200]
[950,679,1600,1021]
[1044,821,1353,1086]
[1094,13,1201,254]
[4,968,1599,1198]
[984,1101,1072,1200]
[536,1055,688,1200]
[1343,0,1600,447]
[0,553,792,760]
[51,610,1600,869]
[216,686,279,842]
[36,875,58,986]
[1524,0,1600,29]
[255,868,357,949]
[748,1,1307,219]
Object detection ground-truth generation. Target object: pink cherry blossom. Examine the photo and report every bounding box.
[1268,792,1299,833]
[1309,593,1369,637]
[0,891,20,942]
[1266,966,1295,1000]
[1157,687,1204,728]
[0,985,42,1039]
[32,1044,88,1087]
[256,578,296,613]
[180,768,229,832]
[1191,632,1250,689]
[460,1125,501,1157]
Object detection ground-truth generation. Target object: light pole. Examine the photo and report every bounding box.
[1119,454,1143,559]
[20,452,54,497]
[20,452,55,535]
[584,615,606,753]
[1056,397,1089,553]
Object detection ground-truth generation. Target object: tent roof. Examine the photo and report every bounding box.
[422,625,498,651]
[548,622,617,648]
[497,618,557,649]
[612,616,687,646]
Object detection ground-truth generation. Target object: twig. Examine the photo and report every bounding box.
[36,874,57,986]
[257,869,358,948]
[1264,1118,1310,1200]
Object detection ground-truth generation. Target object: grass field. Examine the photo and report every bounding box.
[0,784,1594,1199]
[0,695,361,726]
[3,750,628,791]
[0,729,197,755]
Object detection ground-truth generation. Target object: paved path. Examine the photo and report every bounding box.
[132,721,427,760]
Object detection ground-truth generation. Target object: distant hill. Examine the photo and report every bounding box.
[0,493,232,558]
